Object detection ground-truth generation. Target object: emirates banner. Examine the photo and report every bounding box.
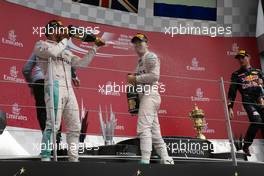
[0,1,260,139]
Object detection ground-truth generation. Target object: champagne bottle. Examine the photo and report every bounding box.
[126,74,139,115]
[68,25,96,42]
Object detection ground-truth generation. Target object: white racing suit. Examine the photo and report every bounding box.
[136,51,173,164]
[34,38,96,161]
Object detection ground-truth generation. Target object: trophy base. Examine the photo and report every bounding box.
[196,134,206,140]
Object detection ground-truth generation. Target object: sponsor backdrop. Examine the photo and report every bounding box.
[6,0,260,37]
[0,1,261,139]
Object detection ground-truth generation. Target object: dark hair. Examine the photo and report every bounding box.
[45,20,62,37]
[131,33,148,43]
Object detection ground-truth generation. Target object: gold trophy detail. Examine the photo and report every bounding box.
[189,104,206,140]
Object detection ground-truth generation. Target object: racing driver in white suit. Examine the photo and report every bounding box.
[128,33,174,164]
[34,20,104,162]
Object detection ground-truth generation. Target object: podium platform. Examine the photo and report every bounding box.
[77,137,248,161]
[0,159,263,176]
[0,136,257,176]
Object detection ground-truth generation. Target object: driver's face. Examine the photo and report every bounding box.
[238,56,250,67]
[50,26,66,42]
[133,41,147,55]
[55,26,67,42]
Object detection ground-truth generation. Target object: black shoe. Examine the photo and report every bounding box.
[242,147,251,157]
[234,135,243,151]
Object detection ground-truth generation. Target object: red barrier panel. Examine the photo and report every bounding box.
[0,1,260,138]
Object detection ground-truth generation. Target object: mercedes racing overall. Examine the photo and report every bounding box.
[34,38,97,161]
[228,67,264,149]
[136,51,172,164]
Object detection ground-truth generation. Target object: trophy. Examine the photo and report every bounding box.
[98,105,117,145]
[189,104,206,140]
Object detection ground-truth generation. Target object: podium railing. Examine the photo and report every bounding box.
[0,56,263,165]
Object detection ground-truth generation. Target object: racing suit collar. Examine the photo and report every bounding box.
[138,51,149,64]
[240,65,252,72]
[46,39,58,44]
[143,51,149,57]
[139,51,149,59]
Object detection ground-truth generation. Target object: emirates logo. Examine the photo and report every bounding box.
[232,43,239,53]
[192,57,199,67]
[186,57,205,71]
[6,103,27,121]
[202,121,215,134]
[3,66,25,83]
[12,103,21,116]
[98,81,121,96]
[196,88,203,98]
[10,66,18,78]
[227,43,240,56]
[8,30,16,42]
[191,88,210,102]
[1,29,23,47]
